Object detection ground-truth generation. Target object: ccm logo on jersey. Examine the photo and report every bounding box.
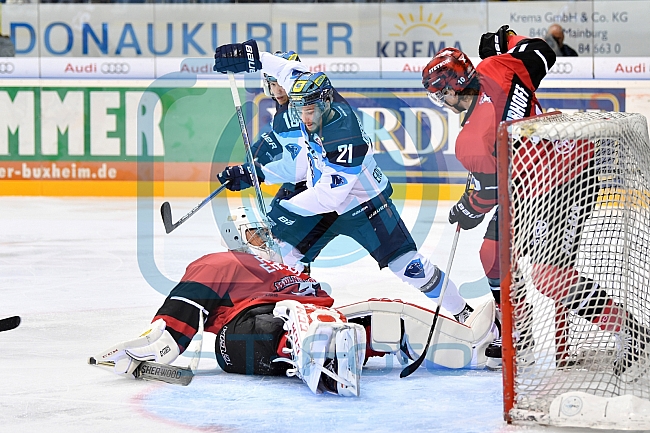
[373,167,383,183]
[245,45,256,73]
[278,216,295,225]
[160,345,171,357]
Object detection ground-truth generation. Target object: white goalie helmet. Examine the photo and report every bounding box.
[220,207,283,263]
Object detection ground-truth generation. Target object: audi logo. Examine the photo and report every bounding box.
[0,62,15,74]
[101,63,130,74]
[328,63,360,73]
[549,62,573,74]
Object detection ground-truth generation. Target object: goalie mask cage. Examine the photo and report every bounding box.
[497,111,650,430]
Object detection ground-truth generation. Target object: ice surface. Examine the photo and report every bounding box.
[0,196,608,432]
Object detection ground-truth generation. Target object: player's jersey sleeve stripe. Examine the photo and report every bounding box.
[535,49,549,73]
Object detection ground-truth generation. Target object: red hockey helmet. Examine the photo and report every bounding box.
[422,48,476,107]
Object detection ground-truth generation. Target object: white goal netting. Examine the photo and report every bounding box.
[499,111,650,429]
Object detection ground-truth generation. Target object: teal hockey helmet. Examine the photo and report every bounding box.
[288,72,333,110]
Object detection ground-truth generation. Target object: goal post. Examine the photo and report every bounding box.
[497,111,650,429]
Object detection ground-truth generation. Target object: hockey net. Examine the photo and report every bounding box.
[497,111,650,429]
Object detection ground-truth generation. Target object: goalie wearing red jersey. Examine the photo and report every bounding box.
[91,209,497,396]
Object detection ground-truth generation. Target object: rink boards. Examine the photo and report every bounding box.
[0,76,646,199]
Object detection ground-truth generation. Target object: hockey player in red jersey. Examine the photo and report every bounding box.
[422,26,553,313]
[91,211,497,396]
[423,26,649,375]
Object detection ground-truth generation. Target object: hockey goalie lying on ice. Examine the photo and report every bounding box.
[90,215,497,397]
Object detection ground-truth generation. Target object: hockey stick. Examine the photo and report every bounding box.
[88,357,194,386]
[0,316,20,332]
[160,181,229,234]
[227,71,268,217]
[400,174,472,378]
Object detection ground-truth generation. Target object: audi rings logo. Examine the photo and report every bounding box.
[101,63,130,74]
[328,62,360,73]
[0,62,15,74]
[549,62,573,74]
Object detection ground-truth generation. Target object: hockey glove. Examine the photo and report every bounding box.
[479,25,516,59]
[217,162,265,191]
[448,192,485,230]
[213,39,262,74]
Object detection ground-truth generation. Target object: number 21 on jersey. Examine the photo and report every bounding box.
[337,144,353,164]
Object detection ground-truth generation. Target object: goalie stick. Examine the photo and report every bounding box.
[0,316,20,332]
[161,181,229,234]
[88,357,194,386]
[400,173,472,378]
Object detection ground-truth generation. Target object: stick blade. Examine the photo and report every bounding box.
[400,358,423,378]
[0,316,20,332]
[135,361,194,386]
[160,202,174,234]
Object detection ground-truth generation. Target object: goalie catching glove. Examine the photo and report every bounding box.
[448,192,485,230]
[213,39,261,74]
[217,162,265,191]
[91,319,180,378]
[272,300,366,397]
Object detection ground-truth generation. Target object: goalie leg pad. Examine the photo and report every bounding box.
[338,298,495,369]
[333,324,365,396]
[273,300,365,396]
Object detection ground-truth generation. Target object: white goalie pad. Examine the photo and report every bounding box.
[91,319,180,377]
[338,298,496,369]
[273,300,366,396]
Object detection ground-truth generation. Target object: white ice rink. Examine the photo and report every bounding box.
[0,196,613,433]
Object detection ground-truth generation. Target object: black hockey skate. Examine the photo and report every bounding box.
[454,304,474,324]
[485,337,502,371]
[318,358,339,394]
[485,304,535,371]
